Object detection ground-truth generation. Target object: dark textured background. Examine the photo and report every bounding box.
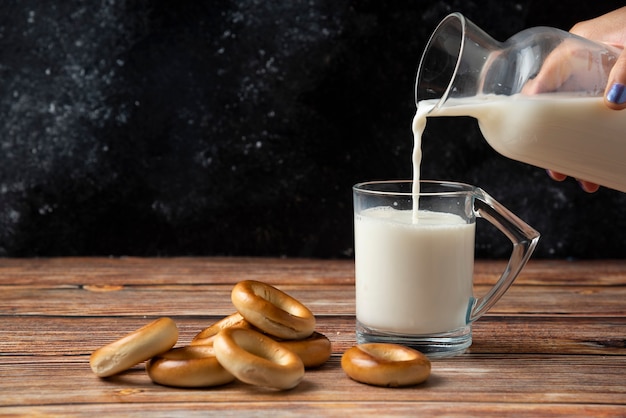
[1,0,625,258]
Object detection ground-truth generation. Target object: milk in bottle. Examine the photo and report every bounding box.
[417,94,626,193]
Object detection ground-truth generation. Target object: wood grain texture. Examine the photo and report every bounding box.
[1,258,625,416]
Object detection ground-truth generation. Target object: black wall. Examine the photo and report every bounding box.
[1,0,625,258]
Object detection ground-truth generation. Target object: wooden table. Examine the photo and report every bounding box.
[1,257,625,417]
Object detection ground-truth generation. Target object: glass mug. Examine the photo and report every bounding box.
[414,13,626,193]
[353,180,540,358]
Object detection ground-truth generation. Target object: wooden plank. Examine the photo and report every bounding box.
[1,402,625,417]
[480,283,626,316]
[473,259,626,286]
[0,257,356,286]
[0,283,355,316]
[1,355,625,407]
[1,258,626,286]
[1,281,625,317]
[2,316,625,357]
[471,316,626,355]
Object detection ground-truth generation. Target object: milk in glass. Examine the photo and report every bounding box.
[354,208,475,334]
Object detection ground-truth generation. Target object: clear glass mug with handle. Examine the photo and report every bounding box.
[353,180,540,358]
[415,13,626,193]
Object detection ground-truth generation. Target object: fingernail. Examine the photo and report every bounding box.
[606,83,626,104]
[578,180,599,193]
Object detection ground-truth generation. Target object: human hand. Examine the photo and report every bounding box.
[543,7,626,192]
[523,7,626,102]
[570,6,626,110]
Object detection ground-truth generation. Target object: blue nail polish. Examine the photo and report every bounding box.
[607,83,626,104]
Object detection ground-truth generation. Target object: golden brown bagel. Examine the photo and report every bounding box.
[146,345,235,388]
[190,312,251,346]
[278,331,331,368]
[213,327,305,390]
[230,280,315,340]
[341,343,431,387]
[90,317,178,377]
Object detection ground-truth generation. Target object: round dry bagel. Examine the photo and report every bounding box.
[341,343,431,387]
[213,327,305,390]
[230,280,315,340]
[146,345,235,388]
[278,331,332,368]
[190,312,251,346]
[90,317,178,377]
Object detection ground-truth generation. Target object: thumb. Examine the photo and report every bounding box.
[605,48,626,110]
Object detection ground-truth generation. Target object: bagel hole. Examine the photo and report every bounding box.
[362,345,417,362]
[250,281,309,318]
[247,342,293,366]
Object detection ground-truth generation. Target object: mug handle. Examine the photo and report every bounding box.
[467,188,540,323]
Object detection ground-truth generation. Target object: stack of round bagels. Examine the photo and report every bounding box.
[90,279,431,390]
[90,280,330,390]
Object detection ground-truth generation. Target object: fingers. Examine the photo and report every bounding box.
[569,7,626,45]
[522,41,577,95]
[578,180,600,193]
[605,48,626,110]
[522,39,616,96]
[568,6,626,110]
[547,170,599,193]
[547,170,567,181]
